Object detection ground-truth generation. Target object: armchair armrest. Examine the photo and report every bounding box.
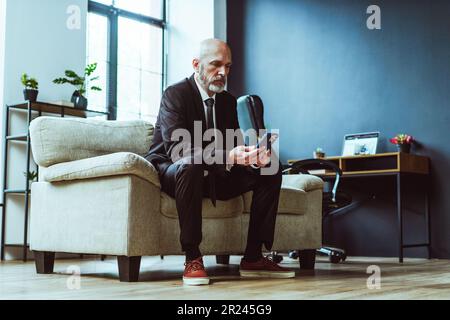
[41,152,161,188]
[30,117,154,167]
[281,174,324,192]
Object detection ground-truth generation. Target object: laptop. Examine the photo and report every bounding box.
[342,132,379,156]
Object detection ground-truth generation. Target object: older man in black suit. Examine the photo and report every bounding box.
[145,39,293,285]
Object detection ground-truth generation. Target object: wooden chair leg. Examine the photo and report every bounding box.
[216,255,230,265]
[117,256,141,282]
[33,251,55,274]
[298,249,316,270]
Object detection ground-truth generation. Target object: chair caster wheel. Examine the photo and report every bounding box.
[288,250,299,259]
[273,255,283,263]
[319,246,346,264]
[330,256,342,264]
[268,252,283,263]
[330,252,346,264]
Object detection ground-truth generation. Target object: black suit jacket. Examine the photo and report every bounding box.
[145,74,242,176]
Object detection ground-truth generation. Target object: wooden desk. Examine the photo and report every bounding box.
[288,152,431,262]
[289,152,429,176]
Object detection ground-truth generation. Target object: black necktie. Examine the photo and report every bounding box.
[205,98,215,130]
[205,98,217,207]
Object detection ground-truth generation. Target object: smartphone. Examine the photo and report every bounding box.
[256,132,277,152]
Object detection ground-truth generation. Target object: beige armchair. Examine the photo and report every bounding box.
[29,117,323,282]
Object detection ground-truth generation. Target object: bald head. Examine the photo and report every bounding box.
[195,39,232,61]
[193,39,233,97]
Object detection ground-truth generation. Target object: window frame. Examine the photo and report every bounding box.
[88,0,166,120]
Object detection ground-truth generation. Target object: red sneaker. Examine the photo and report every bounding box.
[239,257,295,278]
[183,257,210,286]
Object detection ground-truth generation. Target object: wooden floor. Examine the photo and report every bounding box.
[1,255,449,300]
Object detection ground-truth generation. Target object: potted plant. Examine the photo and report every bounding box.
[53,63,102,109]
[21,73,39,102]
[389,133,414,153]
[23,170,38,189]
[313,147,325,159]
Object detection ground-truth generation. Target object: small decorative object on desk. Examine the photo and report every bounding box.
[390,133,414,153]
[313,147,325,159]
[53,62,102,110]
[21,73,39,102]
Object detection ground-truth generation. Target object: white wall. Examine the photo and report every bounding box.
[166,0,227,86]
[0,0,6,164]
[1,0,87,259]
[3,0,87,104]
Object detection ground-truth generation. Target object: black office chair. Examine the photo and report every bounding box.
[284,159,351,263]
[236,95,266,143]
[237,94,351,264]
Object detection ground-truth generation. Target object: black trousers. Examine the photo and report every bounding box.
[160,157,283,257]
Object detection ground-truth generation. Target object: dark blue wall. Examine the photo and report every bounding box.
[228,0,450,258]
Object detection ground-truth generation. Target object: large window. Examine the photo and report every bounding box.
[87,0,165,123]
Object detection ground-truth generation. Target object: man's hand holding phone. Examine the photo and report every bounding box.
[228,133,278,168]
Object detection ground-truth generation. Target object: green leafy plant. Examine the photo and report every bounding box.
[23,170,38,182]
[21,73,39,90]
[53,63,102,97]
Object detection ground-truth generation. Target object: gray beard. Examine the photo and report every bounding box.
[209,83,225,93]
[198,69,226,93]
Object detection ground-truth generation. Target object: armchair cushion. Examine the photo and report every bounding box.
[41,152,161,188]
[30,117,154,167]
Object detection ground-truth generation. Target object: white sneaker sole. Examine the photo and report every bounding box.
[183,277,210,286]
[239,270,296,279]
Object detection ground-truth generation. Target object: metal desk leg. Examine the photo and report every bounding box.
[397,173,403,263]
[425,175,431,259]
